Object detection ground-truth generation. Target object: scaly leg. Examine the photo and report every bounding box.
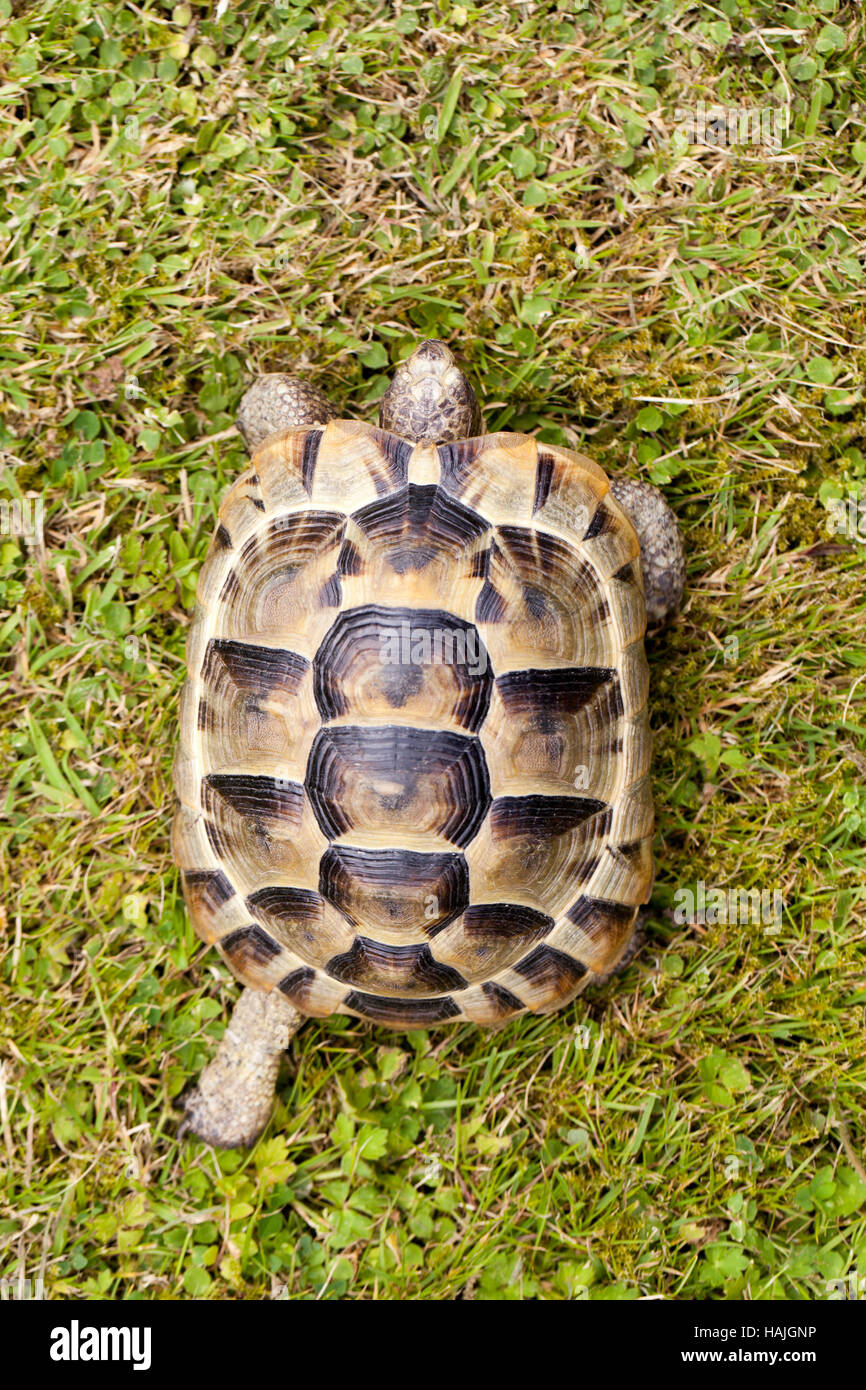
[178,987,302,1148]
[608,476,685,631]
[236,374,338,452]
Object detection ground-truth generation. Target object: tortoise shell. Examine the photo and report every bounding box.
[173,421,653,1028]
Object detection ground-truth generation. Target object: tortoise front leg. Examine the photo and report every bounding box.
[178,987,303,1148]
[237,374,338,452]
[608,477,685,631]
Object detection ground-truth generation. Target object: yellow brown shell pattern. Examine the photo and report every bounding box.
[172,422,653,1028]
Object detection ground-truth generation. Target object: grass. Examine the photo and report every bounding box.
[1,0,866,1301]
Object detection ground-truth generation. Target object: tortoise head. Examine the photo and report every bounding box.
[378,339,483,444]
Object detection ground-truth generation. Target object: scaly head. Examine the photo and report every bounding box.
[378,339,482,444]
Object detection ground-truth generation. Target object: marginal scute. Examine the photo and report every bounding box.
[510,943,588,1012]
[342,991,461,1026]
[174,419,653,1027]
[278,966,348,1017]
[250,429,321,514]
[553,895,639,975]
[575,487,642,581]
[306,419,412,509]
[180,867,250,942]
[217,922,298,990]
[528,442,611,544]
[459,981,527,1024]
[439,433,541,524]
[221,923,283,967]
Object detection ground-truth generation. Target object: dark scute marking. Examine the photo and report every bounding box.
[204,774,304,825]
[367,429,413,493]
[533,449,555,514]
[221,923,282,967]
[378,662,425,709]
[437,439,484,495]
[220,569,240,602]
[313,664,346,722]
[247,885,322,925]
[182,868,236,912]
[613,561,638,585]
[490,795,609,839]
[451,678,493,734]
[215,523,232,550]
[248,473,259,485]
[326,938,467,993]
[592,593,611,622]
[609,839,647,866]
[574,854,601,884]
[237,534,261,568]
[305,725,491,846]
[320,846,469,930]
[319,574,342,607]
[343,990,460,1026]
[514,943,587,991]
[204,819,228,858]
[481,981,527,1017]
[301,431,322,495]
[278,966,316,1006]
[496,666,618,716]
[338,539,362,576]
[197,698,211,732]
[202,639,309,697]
[458,902,554,941]
[352,485,488,557]
[250,496,266,512]
[583,501,614,540]
[470,547,490,578]
[498,525,566,570]
[566,895,637,932]
[476,579,508,624]
[522,584,550,620]
[264,509,346,555]
[313,605,492,730]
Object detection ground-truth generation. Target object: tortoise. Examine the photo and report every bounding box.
[172,339,685,1146]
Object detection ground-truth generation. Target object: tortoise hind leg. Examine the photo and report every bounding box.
[178,987,303,1148]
